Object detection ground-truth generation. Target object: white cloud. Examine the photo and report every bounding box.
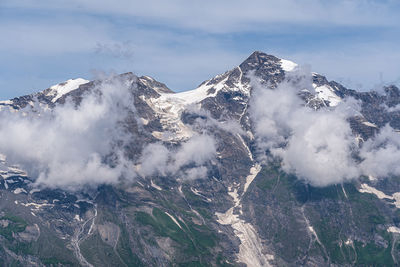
[249,69,400,186]
[184,166,208,180]
[173,134,216,170]
[139,143,170,177]
[138,134,217,180]
[3,0,399,33]
[273,104,360,186]
[0,75,136,190]
[359,125,400,178]
[0,71,218,189]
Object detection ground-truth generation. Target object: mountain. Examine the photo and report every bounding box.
[0,51,400,266]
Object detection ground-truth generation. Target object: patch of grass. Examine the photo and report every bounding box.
[116,225,143,266]
[252,162,395,265]
[256,173,276,190]
[187,223,216,249]
[255,165,280,191]
[306,185,342,201]
[368,214,386,224]
[135,207,216,262]
[80,232,124,266]
[9,242,34,255]
[354,241,393,266]
[0,214,28,241]
[182,186,209,208]
[194,208,212,220]
[152,208,193,248]
[135,209,191,248]
[347,189,389,233]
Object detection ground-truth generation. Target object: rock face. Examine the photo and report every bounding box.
[1,51,400,266]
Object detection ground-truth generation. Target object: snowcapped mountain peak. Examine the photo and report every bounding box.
[46,78,89,103]
[148,51,312,127]
[240,51,281,69]
[3,50,400,266]
[241,51,298,73]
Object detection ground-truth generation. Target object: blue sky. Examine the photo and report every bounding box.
[0,0,399,99]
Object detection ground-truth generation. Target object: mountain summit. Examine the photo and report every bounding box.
[0,51,400,266]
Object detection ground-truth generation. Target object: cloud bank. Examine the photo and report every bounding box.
[0,76,218,189]
[0,76,137,190]
[249,70,400,186]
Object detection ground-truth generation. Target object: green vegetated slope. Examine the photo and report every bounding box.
[2,167,400,266]
[243,163,400,266]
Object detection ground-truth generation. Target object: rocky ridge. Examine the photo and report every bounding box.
[0,51,400,266]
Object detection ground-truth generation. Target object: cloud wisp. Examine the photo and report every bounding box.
[139,134,216,180]
[3,0,399,33]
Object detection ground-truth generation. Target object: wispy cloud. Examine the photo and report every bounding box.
[3,0,399,32]
[139,134,217,180]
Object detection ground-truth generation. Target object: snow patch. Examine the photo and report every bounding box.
[359,183,400,208]
[7,166,27,177]
[190,187,211,202]
[243,164,261,195]
[46,78,89,103]
[313,84,342,107]
[13,188,27,194]
[150,180,162,191]
[344,238,353,245]
[0,100,13,105]
[159,75,226,106]
[216,167,273,267]
[388,226,400,234]
[237,134,254,161]
[280,59,298,72]
[216,205,272,266]
[74,214,82,222]
[165,212,182,229]
[20,202,53,211]
[359,183,392,200]
[362,121,378,128]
